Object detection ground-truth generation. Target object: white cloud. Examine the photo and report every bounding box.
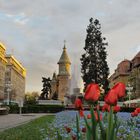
[5,14,14,18]
[5,12,29,25]
[14,18,29,25]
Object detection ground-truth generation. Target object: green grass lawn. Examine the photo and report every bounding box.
[0,115,55,140]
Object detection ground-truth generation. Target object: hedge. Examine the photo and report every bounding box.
[8,104,65,114]
[8,104,136,114]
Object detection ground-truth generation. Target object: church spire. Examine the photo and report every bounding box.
[58,41,71,64]
[63,40,66,49]
[52,72,57,80]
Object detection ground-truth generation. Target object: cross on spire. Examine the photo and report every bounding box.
[63,40,66,49]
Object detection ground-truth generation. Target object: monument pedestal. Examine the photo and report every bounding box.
[38,100,62,105]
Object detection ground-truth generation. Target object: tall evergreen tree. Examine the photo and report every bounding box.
[81,18,109,93]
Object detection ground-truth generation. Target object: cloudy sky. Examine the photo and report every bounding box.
[0,0,140,93]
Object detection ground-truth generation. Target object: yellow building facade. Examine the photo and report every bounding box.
[5,55,26,102]
[0,42,26,103]
[0,43,7,100]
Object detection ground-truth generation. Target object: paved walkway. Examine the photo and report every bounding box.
[0,113,53,132]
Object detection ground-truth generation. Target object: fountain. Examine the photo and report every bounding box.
[64,63,84,105]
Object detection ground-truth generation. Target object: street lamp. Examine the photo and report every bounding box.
[18,98,23,115]
[126,83,133,107]
[5,81,12,105]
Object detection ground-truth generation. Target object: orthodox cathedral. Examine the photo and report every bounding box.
[50,43,71,101]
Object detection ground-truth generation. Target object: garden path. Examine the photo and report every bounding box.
[0,113,54,131]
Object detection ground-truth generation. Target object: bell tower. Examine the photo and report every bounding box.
[57,41,71,101]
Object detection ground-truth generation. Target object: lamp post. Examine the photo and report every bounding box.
[18,98,23,115]
[126,83,133,107]
[5,81,12,105]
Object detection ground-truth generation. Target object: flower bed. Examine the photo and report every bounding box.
[45,111,140,140]
[45,82,140,140]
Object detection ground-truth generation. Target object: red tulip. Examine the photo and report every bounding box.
[105,89,118,106]
[81,127,86,133]
[84,83,100,102]
[112,82,126,98]
[113,105,121,113]
[87,112,102,121]
[79,109,84,117]
[135,108,140,113]
[65,126,71,133]
[72,135,77,140]
[131,112,135,117]
[94,111,102,121]
[87,114,91,119]
[75,98,83,109]
[102,103,110,112]
[131,111,138,117]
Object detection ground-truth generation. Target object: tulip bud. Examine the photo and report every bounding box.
[81,127,86,133]
[65,126,71,133]
[113,105,121,113]
[112,82,126,98]
[102,103,110,112]
[84,83,100,102]
[135,108,140,113]
[131,111,138,117]
[105,89,118,106]
[75,98,83,109]
[72,135,77,140]
[87,114,91,119]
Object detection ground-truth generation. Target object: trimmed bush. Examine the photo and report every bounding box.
[8,104,19,113]
[120,106,136,112]
[8,104,65,114]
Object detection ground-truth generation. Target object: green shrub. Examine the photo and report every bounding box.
[8,104,19,113]
[8,104,64,113]
[120,107,135,112]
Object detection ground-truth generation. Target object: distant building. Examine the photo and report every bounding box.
[109,51,140,98]
[109,59,131,87]
[0,42,26,103]
[129,52,140,98]
[0,43,7,101]
[50,43,71,101]
[5,55,26,103]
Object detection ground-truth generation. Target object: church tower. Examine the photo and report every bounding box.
[57,42,71,101]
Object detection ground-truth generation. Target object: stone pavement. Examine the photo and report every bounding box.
[0,113,52,132]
